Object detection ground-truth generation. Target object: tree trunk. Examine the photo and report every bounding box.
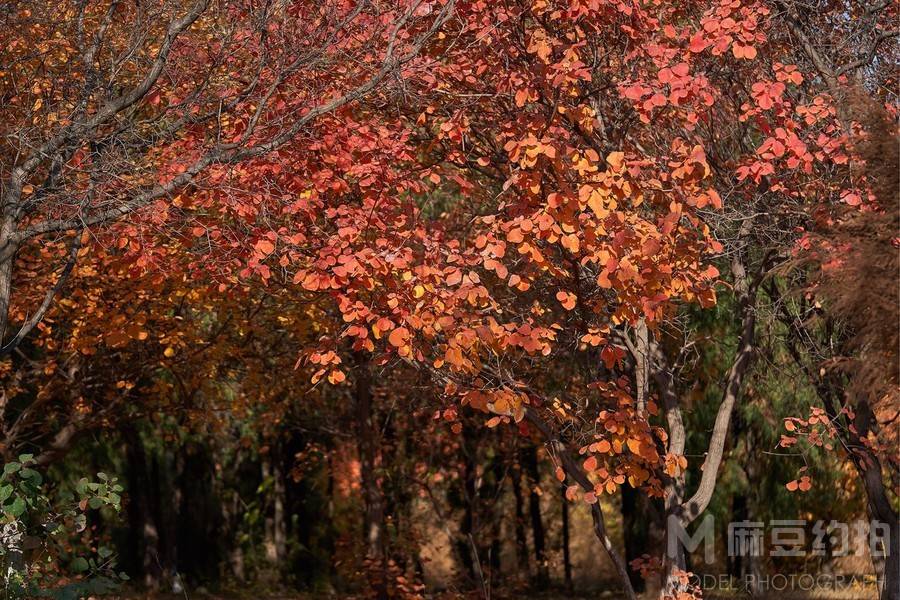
[834,398,899,600]
[511,464,530,577]
[122,424,161,590]
[176,441,223,583]
[354,355,387,598]
[560,484,572,591]
[261,449,287,572]
[521,445,548,589]
[0,213,20,346]
[457,425,478,582]
[523,407,637,599]
[622,483,652,593]
[0,253,13,344]
[656,222,762,597]
[479,452,504,586]
[151,448,179,590]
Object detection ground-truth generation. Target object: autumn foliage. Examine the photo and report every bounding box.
[0,0,897,598]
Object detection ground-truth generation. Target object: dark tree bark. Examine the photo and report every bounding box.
[827,392,899,600]
[511,464,530,577]
[771,282,900,600]
[622,483,650,593]
[456,425,478,582]
[521,444,548,589]
[560,484,573,591]
[176,441,224,583]
[150,448,179,589]
[121,424,162,589]
[478,452,504,585]
[354,355,388,599]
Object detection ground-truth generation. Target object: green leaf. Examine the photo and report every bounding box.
[70,557,89,573]
[20,468,42,485]
[0,485,13,503]
[7,496,25,517]
[3,462,21,476]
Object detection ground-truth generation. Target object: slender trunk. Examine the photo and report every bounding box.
[622,483,650,593]
[215,450,242,582]
[0,217,19,345]
[560,484,572,591]
[354,355,387,598]
[657,222,762,597]
[524,408,637,599]
[632,319,650,415]
[521,445,548,589]
[224,488,245,581]
[0,255,12,345]
[511,464,530,577]
[326,450,337,584]
[261,451,286,572]
[825,396,900,600]
[151,449,178,590]
[122,424,161,590]
[177,441,222,583]
[458,431,477,580]
[481,454,504,585]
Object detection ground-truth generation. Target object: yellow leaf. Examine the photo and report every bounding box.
[626,438,641,454]
[586,188,609,218]
[606,151,625,170]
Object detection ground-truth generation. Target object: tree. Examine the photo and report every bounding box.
[1,0,896,597]
[0,0,453,353]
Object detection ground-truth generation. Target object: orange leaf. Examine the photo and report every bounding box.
[556,290,577,310]
[515,88,528,107]
[255,239,275,256]
[388,327,410,348]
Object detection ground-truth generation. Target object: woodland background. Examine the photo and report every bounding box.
[0,1,897,599]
